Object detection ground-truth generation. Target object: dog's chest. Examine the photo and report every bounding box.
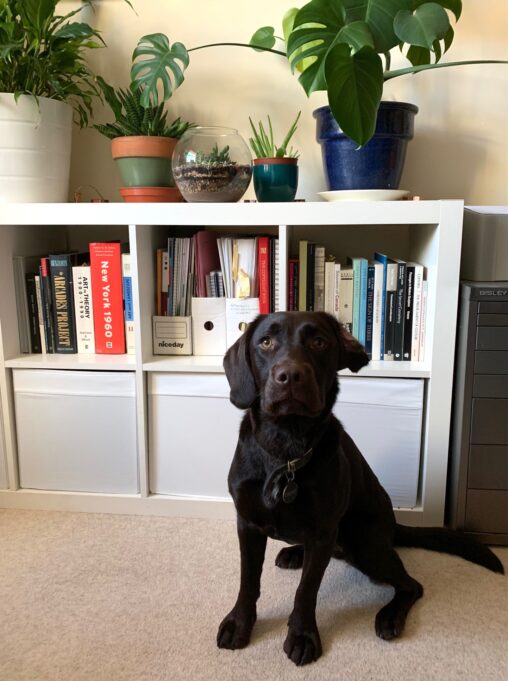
[232,478,315,543]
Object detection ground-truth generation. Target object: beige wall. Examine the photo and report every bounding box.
[69,0,508,204]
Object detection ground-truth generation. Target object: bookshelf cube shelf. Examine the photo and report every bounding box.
[0,201,463,526]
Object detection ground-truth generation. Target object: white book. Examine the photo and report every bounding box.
[314,245,326,312]
[419,279,428,362]
[34,274,47,354]
[411,264,425,361]
[324,260,337,317]
[121,254,135,355]
[339,267,353,332]
[371,261,384,361]
[72,266,95,354]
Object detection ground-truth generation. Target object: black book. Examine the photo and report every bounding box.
[49,254,77,353]
[383,261,398,360]
[403,264,416,360]
[25,273,42,354]
[392,258,406,361]
[365,264,375,359]
[39,258,55,353]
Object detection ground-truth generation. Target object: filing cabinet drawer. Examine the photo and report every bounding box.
[471,399,508,445]
[469,445,508,489]
[476,326,508,350]
[465,490,508,534]
[475,351,508,374]
[478,302,508,314]
[473,375,508,398]
[477,314,508,326]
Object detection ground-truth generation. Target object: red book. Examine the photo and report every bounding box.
[258,236,270,314]
[89,242,126,354]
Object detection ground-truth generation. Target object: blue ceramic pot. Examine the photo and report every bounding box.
[253,158,299,202]
[313,102,418,190]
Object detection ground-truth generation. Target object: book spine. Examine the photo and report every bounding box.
[383,263,397,360]
[122,254,135,355]
[156,248,162,316]
[324,260,335,316]
[374,252,388,357]
[365,265,375,358]
[258,236,270,314]
[25,272,42,353]
[339,268,353,333]
[288,260,296,311]
[333,263,341,320]
[34,275,47,354]
[165,242,172,315]
[72,266,95,354]
[371,263,383,362]
[393,261,406,361]
[90,242,126,354]
[306,242,315,311]
[314,245,325,312]
[274,239,280,312]
[298,240,307,311]
[358,259,368,346]
[419,279,428,362]
[49,255,77,353]
[351,259,361,339]
[403,265,415,360]
[411,266,424,361]
[40,258,55,353]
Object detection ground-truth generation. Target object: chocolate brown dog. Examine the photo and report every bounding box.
[217,312,503,666]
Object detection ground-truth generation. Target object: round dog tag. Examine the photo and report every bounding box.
[282,480,298,504]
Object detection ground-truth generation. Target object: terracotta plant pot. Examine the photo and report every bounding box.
[119,186,184,203]
[111,136,178,190]
[252,157,299,202]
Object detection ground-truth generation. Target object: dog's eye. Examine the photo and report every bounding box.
[311,337,327,350]
[259,336,273,350]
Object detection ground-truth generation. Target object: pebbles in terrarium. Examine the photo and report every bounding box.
[172,127,252,203]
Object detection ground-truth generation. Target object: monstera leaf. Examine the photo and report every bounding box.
[250,26,276,51]
[131,33,189,108]
[341,0,408,53]
[325,44,384,146]
[394,3,450,49]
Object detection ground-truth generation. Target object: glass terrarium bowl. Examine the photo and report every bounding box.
[172,126,252,203]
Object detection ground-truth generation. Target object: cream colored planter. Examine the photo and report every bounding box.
[0,94,73,202]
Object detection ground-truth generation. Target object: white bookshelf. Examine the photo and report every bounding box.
[0,200,464,525]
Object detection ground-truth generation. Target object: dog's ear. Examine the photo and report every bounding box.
[322,313,369,373]
[223,315,264,409]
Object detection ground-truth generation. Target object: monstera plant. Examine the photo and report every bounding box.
[129,0,505,147]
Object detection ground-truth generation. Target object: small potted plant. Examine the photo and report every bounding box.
[248,112,301,202]
[172,127,252,202]
[94,79,193,202]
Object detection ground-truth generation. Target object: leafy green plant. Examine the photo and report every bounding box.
[93,78,193,140]
[0,1,130,126]
[249,112,301,159]
[194,144,232,166]
[128,1,506,147]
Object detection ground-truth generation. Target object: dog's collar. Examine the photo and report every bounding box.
[263,447,313,506]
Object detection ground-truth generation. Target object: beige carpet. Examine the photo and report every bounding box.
[1,510,507,681]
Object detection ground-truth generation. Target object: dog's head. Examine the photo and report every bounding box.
[223,312,369,417]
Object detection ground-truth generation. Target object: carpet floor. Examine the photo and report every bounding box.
[0,509,507,681]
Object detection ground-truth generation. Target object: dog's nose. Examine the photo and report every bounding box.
[273,362,304,385]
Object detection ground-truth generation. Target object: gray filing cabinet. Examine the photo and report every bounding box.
[447,281,508,544]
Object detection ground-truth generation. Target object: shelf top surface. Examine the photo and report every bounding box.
[0,199,463,227]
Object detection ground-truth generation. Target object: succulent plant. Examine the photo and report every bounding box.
[249,112,301,159]
[194,144,232,165]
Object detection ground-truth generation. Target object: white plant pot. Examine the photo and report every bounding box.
[0,94,73,203]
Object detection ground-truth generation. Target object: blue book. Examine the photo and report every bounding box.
[374,252,389,356]
[348,256,368,345]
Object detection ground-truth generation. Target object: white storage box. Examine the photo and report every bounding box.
[226,298,260,348]
[0,407,7,489]
[148,373,242,499]
[13,369,138,493]
[192,298,227,355]
[153,315,192,355]
[334,376,424,508]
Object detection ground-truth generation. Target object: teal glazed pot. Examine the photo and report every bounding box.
[253,158,299,202]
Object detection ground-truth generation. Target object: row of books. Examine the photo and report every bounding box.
[14,243,134,355]
[292,242,427,362]
[155,231,280,316]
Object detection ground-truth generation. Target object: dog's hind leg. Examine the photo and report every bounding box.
[275,545,304,569]
[346,535,423,640]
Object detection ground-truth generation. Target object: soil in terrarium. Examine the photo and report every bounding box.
[173,144,252,202]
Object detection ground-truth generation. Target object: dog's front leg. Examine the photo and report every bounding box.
[284,535,335,666]
[217,515,267,650]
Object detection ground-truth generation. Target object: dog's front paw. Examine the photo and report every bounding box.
[275,545,304,570]
[375,603,406,641]
[217,609,255,650]
[283,625,322,666]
